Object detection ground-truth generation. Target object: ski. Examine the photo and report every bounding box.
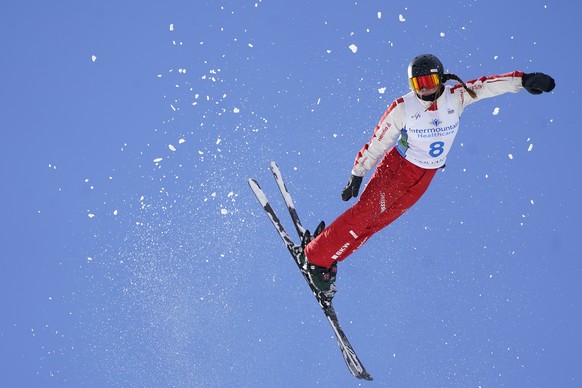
[248,162,373,381]
[268,161,306,238]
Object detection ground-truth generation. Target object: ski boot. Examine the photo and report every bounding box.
[299,221,338,299]
[304,260,337,299]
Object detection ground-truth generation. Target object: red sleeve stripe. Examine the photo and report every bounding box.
[353,97,404,167]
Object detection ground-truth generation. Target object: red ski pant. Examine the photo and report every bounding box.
[304,147,437,268]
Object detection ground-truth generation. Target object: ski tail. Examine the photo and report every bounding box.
[247,178,295,251]
[270,161,326,248]
[269,161,306,239]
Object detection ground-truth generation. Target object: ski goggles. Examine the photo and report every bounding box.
[409,73,441,92]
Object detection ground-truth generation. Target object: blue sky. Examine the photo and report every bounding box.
[1,1,580,386]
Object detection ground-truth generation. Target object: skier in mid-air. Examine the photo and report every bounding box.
[300,53,555,295]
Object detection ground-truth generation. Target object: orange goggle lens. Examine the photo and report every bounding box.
[409,73,440,91]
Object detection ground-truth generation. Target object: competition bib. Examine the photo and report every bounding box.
[397,88,460,168]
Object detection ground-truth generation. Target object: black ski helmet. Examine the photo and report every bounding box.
[408,54,444,80]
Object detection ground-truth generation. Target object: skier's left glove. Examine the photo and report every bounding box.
[522,72,555,95]
[341,175,363,201]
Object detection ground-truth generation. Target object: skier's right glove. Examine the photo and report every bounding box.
[522,72,555,95]
[341,175,363,201]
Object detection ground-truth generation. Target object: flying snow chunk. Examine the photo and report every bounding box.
[349,44,358,53]
[233,107,240,113]
[178,138,186,144]
[508,154,514,160]
[493,107,500,115]
[440,32,445,37]
[169,23,174,31]
[399,14,406,22]
[153,157,163,163]
[377,12,382,19]
[378,87,387,94]
[91,55,97,62]
[169,144,177,151]
[220,209,228,215]
[528,143,534,152]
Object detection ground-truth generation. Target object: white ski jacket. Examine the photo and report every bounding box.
[352,71,525,176]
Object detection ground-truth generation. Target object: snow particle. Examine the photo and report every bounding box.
[377,12,382,19]
[233,107,240,113]
[508,154,514,160]
[348,44,358,53]
[153,157,163,163]
[169,24,174,31]
[378,87,387,94]
[399,14,406,22]
[493,107,500,115]
[169,144,177,151]
[528,143,534,152]
[91,55,97,62]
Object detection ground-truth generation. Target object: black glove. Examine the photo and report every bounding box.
[341,175,363,201]
[522,72,555,95]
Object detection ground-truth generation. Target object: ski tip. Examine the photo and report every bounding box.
[349,363,373,380]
